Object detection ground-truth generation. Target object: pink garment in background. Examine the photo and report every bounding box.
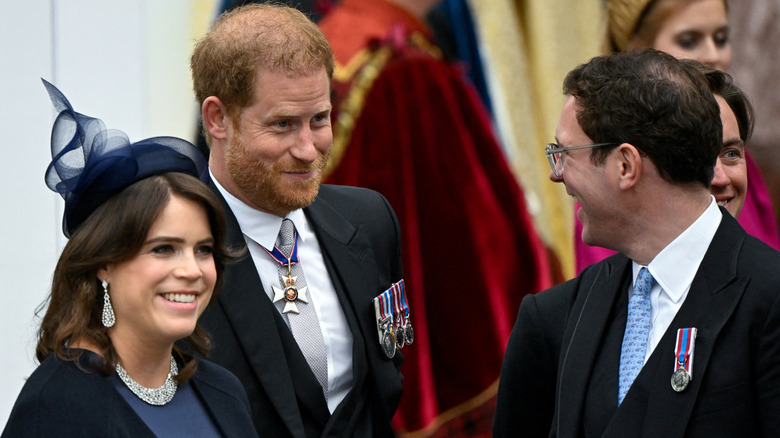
[575,150,780,273]
[738,152,780,251]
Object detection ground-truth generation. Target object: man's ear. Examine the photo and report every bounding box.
[617,143,643,190]
[202,96,229,141]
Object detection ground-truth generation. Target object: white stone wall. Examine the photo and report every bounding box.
[0,0,201,425]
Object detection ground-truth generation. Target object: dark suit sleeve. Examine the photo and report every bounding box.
[350,188,405,370]
[756,282,780,434]
[354,187,403,281]
[311,185,405,433]
[194,360,259,438]
[493,283,574,438]
[723,237,780,435]
[376,190,404,373]
[380,191,404,285]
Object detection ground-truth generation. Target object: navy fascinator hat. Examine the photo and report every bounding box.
[42,79,209,237]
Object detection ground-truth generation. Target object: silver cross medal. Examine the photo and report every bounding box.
[272,264,308,314]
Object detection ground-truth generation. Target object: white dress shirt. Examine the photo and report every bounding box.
[212,176,353,413]
[630,196,722,362]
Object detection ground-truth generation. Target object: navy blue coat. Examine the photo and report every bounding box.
[494,210,780,437]
[2,350,257,437]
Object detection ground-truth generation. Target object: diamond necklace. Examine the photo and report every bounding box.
[115,355,178,406]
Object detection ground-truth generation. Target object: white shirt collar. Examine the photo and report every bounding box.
[633,196,722,302]
[211,171,309,250]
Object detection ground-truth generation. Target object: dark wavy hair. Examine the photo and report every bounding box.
[563,48,722,187]
[36,173,233,383]
[699,66,754,142]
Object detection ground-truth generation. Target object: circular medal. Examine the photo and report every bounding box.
[396,325,406,349]
[404,321,414,345]
[284,287,298,302]
[670,368,690,392]
[381,330,397,359]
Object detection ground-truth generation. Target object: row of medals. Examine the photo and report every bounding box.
[280,261,413,359]
[381,318,413,359]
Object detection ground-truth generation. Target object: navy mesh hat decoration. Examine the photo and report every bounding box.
[42,79,209,237]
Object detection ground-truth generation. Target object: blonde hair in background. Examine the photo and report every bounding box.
[604,0,729,54]
[605,0,653,52]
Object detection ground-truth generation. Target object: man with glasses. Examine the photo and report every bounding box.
[545,142,619,179]
[493,49,780,437]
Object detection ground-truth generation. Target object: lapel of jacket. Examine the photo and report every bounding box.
[556,255,632,436]
[303,192,403,415]
[211,182,306,438]
[603,212,748,437]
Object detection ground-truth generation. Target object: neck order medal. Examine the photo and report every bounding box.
[273,266,309,314]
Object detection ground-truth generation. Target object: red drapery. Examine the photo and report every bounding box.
[320,1,554,434]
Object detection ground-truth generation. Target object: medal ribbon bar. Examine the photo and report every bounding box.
[674,327,697,379]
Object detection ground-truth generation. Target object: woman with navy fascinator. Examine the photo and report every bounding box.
[1,80,257,437]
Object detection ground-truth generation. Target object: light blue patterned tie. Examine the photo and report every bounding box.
[618,267,655,405]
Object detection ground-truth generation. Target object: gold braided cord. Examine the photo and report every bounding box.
[409,33,443,61]
[325,46,393,179]
[467,0,603,279]
[333,49,375,84]
[396,379,499,438]
[325,32,442,179]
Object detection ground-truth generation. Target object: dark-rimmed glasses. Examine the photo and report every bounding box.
[545,143,618,177]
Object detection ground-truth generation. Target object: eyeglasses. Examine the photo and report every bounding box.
[544,142,618,177]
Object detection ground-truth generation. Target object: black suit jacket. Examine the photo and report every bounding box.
[2,350,257,437]
[494,210,780,437]
[199,183,404,438]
